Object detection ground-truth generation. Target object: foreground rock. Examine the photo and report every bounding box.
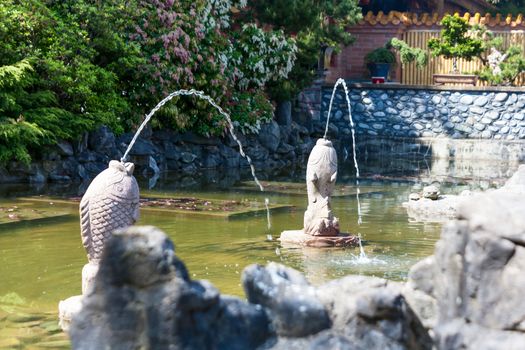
[405,189,525,349]
[70,226,273,350]
[70,226,431,350]
[70,185,525,349]
[497,163,525,194]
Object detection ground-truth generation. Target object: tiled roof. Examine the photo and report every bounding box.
[360,11,525,27]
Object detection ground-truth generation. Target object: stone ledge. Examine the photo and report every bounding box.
[323,82,525,93]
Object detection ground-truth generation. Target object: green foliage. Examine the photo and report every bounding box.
[478,46,525,86]
[125,0,294,136]
[0,0,129,164]
[428,15,484,72]
[389,38,428,68]
[364,47,396,64]
[0,0,301,163]
[243,0,362,101]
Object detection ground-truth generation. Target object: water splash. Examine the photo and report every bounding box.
[120,89,272,230]
[338,234,387,266]
[357,234,368,261]
[323,78,362,225]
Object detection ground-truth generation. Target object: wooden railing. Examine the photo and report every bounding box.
[401,30,525,86]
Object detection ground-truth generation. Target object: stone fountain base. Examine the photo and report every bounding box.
[58,262,99,331]
[279,230,359,248]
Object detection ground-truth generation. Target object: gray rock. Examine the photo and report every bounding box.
[276,101,292,126]
[258,121,281,152]
[56,140,74,156]
[416,105,427,114]
[481,130,492,139]
[469,106,484,115]
[179,132,219,146]
[89,126,116,153]
[500,164,525,194]
[316,276,432,350]
[242,263,330,337]
[128,139,157,156]
[480,117,492,124]
[180,152,197,163]
[459,95,473,105]
[432,95,442,105]
[70,226,273,350]
[435,318,525,350]
[486,110,500,120]
[495,92,508,102]
[473,123,486,131]
[474,96,488,107]
[400,110,411,118]
[413,123,424,131]
[354,103,365,112]
[436,191,525,330]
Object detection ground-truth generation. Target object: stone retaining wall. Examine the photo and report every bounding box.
[319,84,525,140]
[2,84,525,184]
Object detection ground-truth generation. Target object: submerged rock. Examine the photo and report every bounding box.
[422,185,440,200]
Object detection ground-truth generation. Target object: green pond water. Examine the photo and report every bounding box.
[0,159,520,349]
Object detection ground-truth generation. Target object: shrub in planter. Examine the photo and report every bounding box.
[364,47,396,78]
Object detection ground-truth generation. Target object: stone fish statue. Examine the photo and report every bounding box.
[303,138,339,236]
[80,160,140,263]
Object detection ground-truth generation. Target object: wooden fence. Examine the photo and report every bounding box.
[401,30,525,86]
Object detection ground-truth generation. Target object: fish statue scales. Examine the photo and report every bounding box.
[303,138,340,236]
[80,160,140,263]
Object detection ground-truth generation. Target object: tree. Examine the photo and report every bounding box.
[242,0,362,101]
[0,0,128,164]
[428,14,484,73]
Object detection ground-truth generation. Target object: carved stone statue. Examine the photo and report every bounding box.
[304,139,340,236]
[279,138,358,247]
[60,160,141,331]
[80,160,140,263]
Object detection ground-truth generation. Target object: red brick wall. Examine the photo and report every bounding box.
[323,11,524,83]
[325,24,405,83]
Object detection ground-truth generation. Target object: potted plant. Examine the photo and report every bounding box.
[364,47,396,80]
[427,14,484,85]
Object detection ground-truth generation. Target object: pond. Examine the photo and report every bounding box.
[0,157,520,349]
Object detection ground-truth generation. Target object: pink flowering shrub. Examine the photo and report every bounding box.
[130,0,296,135]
